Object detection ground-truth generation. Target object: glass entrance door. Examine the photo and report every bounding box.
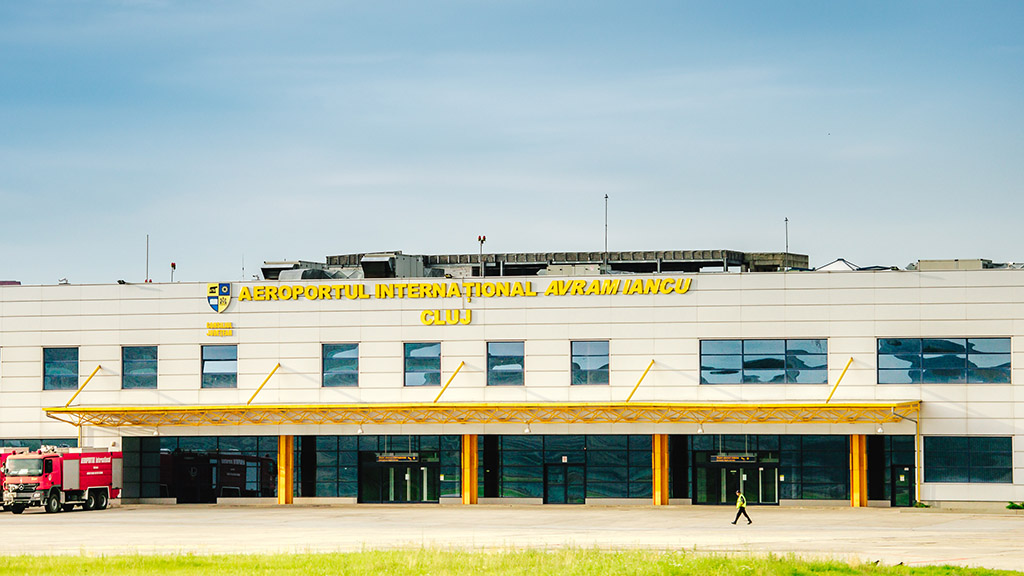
[544,464,585,504]
[358,453,439,503]
[721,467,743,503]
[695,464,779,505]
[757,466,778,504]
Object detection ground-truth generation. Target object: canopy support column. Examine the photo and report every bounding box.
[653,434,669,505]
[850,434,867,507]
[278,435,294,505]
[461,434,478,504]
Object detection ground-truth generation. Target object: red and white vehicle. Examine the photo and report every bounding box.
[0,447,29,512]
[2,446,122,514]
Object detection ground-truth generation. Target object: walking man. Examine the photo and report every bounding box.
[732,489,752,524]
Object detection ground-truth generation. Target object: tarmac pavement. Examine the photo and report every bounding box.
[0,504,1021,572]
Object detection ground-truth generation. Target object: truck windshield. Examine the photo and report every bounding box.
[5,458,44,476]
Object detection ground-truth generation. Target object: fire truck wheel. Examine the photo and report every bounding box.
[95,490,109,510]
[83,491,96,511]
[44,492,61,513]
[11,505,25,514]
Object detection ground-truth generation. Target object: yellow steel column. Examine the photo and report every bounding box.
[461,434,478,505]
[652,434,669,505]
[849,434,867,507]
[278,435,294,505]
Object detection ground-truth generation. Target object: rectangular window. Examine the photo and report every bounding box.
[201,345,237,388]
[322,343,359,387]
[404,342,441,386]
[571,341,609,385]
[43,347,79,390]
[122,346,158,389]
[487,341,524,386]
[878,338,1010,384]
[701,339,827,384]
[924,436,1012,483]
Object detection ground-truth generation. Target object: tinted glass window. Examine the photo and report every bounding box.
[701,339,827,384]
[123,346,158,389]
[571,341,609,385]
[488,341,524,386]
[202,345,237,388]
[924,436,1011,483]
[323,344,358,387]
[879,338,1010,384]
[43,347,79,390]
[404,342,441,386]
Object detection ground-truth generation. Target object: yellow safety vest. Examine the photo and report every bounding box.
[736,494,746,508]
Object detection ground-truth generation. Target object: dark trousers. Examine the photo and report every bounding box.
[734,506,751,523]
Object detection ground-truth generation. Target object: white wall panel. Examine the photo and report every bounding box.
[1,272,1023,500]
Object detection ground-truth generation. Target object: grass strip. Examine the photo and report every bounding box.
[1,549,1018,576]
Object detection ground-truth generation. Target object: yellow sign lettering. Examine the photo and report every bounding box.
[227,278,690,308]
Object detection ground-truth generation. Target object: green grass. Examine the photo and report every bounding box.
[1,550,1018,576]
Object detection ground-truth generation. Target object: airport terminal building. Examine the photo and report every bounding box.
[0,249,1019,509]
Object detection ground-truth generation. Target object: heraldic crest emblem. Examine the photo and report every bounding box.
[207,283,231,313]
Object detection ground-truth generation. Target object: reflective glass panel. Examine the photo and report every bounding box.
[878,354,920,369]
[743,340,785,355]
[743,369,786,383]
[925,436,1011,483]
[571,341,609,356]
[967,338,1011,354]
[922,354,966,370]
[743,355,786,370]
[787,355,827,370]
[878,338,921,355]
[968,354,1011,369]
[123,346,158,389]
[701,340,742,355]
[787,340,827,354]
[879,338,1010,384]
[404,342,441,387]
[43,347,79,390]
[921,338,966,354]
[701,339,827,384]
[323,343,359,387]
[878,369,919,384]
[571,341,609,385]
[201,345,237,388]
[701,370,740,384]
[700,355,741,371]
[788,369,828,384]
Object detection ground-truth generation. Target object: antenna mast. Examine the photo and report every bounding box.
[604,194,609,269]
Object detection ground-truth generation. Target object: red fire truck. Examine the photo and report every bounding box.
[2,446,122,514]
[0,448,29,512]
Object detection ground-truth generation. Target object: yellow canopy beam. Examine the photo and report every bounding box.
[434,361,466,403]
[625,360,655,402]
[247,363,281,405]
[65,365,102,408]
[826,357,855,403]
[44,401,920,429]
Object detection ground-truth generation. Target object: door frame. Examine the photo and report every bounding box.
[543,463,585,504]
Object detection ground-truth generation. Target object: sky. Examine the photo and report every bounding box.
[1,1,1022,285]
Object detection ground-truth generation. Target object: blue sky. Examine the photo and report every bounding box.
[1,1,1022,284]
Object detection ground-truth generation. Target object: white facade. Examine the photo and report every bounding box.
[0,268,1021,504]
